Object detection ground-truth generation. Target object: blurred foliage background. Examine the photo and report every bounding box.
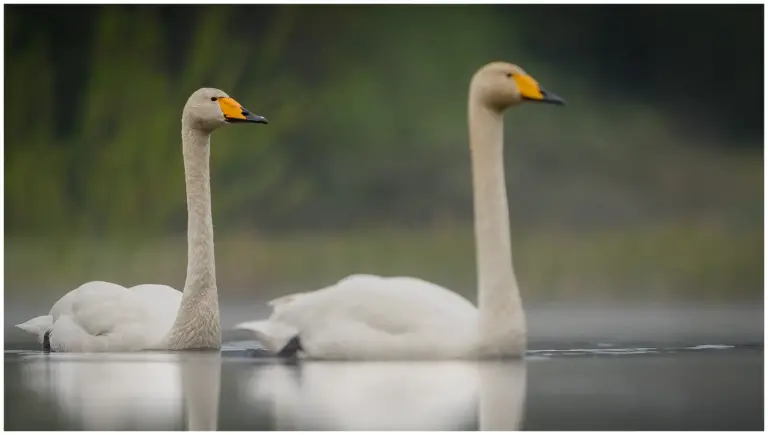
[4,5,763,304]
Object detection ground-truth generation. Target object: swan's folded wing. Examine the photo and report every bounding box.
[129,284,183,334]
[15,281,140,344]
[43,281,166,352]
[266,274,476,337]
[68,282,154,337]
[237,274,477,358]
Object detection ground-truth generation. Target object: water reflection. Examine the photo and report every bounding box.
[8,346,762,430]
[242,360,527,430]
[16,351,526,430]
[18,352,221,430]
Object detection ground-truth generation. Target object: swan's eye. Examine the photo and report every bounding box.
[506,73,514,78]
[210,97,218,102]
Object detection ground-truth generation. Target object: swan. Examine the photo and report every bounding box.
[15,88,267,352]
[235,61,564,359]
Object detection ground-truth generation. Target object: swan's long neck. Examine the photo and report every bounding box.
[166,121,221,350]
[469,98,526,356]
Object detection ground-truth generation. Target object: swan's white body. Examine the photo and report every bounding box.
[16,282,182,352]
[236,62,564,359]
[16,88,267,352]
[236,274,480,359]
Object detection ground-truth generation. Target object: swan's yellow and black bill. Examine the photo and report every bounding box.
[218,97,268,124]
[513,74,565,106]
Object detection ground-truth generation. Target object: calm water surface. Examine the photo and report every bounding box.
[4,342,763,430]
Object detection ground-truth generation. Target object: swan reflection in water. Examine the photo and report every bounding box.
[18,352,221,430]
[242,359,527,431]
[18,352,525,430]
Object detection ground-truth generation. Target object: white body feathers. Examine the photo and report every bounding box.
[16,281,182,352]
[235,274,482,359]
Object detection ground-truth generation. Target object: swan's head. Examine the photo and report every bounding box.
[183,88,268,131]
[470,62,565,111]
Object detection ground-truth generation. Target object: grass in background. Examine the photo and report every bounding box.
[6,221,761,305]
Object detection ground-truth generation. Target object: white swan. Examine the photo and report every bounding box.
[15,88,267,352]
[235,62,564,359]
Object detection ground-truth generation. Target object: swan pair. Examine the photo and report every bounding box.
[17,62,564,358]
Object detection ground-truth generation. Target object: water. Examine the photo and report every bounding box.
[5,302,763,430]
[4,343,763,430]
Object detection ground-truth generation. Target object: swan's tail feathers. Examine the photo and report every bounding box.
[233,320,300,356]
[16,315,53,343]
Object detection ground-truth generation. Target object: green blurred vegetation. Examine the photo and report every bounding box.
[4,5,763,301]
[5,222,761,302]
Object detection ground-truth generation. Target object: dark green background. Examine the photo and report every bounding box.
[4,5,762,301]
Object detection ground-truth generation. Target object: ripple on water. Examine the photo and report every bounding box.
[3,342,756,361]
[526,343,748,359]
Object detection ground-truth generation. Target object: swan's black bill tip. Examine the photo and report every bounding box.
[226,112,268,124]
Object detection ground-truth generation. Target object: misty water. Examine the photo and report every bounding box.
[4,303,764,430]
